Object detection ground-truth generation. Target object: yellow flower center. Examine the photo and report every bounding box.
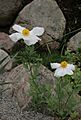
[61,61,68,68]
[22,29,30,36]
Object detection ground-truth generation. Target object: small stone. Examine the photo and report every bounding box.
[0,49,12,71]
[0,32,14,52]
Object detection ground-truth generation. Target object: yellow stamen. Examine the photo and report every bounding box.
[61,61,68,68]
[22,29,30,36]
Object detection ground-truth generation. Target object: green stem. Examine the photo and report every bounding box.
[64,89,74,110]
[46,43,51,55]
[28,63,41,93]
[62,27,81,39]
[58,78,61,113]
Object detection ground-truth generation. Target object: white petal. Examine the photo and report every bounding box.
[9,33,22,42]
[12,24,25,33]
[54,67,74,77]
[30,27,44,36]
[54,68,66,77]
[66,68,73,75]
[50,63,60,69]
[24,35,41,46]
[67,64,75,71]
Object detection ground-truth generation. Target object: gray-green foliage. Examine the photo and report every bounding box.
[14,45,42,66]
[27,49,81,119]
[61,46,81,67]
[70,111,79,120]
[29,66,81,120]
[48,73,81,119]
[13,42,81,119]
[28,63,52,112]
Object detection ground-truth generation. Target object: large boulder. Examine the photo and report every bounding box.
[14,0,66,49]
[0,0,33,27]
[2,64,55,110]
[0,68,54,120]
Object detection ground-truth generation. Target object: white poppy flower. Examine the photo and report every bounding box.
[9,24,44,46]
[50,61,75,77]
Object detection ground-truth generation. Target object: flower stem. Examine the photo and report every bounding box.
[46,43,51,55]
[64,89,74,110]
[57,78,61,113]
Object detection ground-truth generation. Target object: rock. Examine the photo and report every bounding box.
[5,64,30,109]
[39,64,55,85]
[0,32,14,52]
[0,72,54,120]
[0,49,12,71]
[0,0,33,27]
[67,32,81,51]
[14,0,66,49]
[3,64,55,110]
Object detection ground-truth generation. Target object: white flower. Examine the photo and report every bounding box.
[9,24,44,46]
[50,61,75,77]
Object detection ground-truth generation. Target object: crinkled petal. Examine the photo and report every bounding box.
[24,35,41,46]
[9,33,22,42]
[12,24,25,33]
[30,27,44,36]
[54,67,73,77]
[50,63,60,69]
[54,68,66,77]
[67,64,75,71]
[66,68,73,75]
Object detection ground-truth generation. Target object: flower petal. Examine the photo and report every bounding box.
[67,64,75,71]
[9,33,22,42]
[30,27,44,36]
[12,24,25,33]
[66,68,73,75]
[54,68,66,77]
[54,67,74,77]
[24,35,41,46]
[50,63,60,69]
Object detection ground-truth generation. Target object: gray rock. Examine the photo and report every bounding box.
[0,32,14,52]
[7,64,31,109]
[67,32,81,51]
[0,0,32,27]
[1,64,55,110]
[0,77,54,120]
[0,64,55,119]
[0,49,12,71]
[14,0,66,49]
